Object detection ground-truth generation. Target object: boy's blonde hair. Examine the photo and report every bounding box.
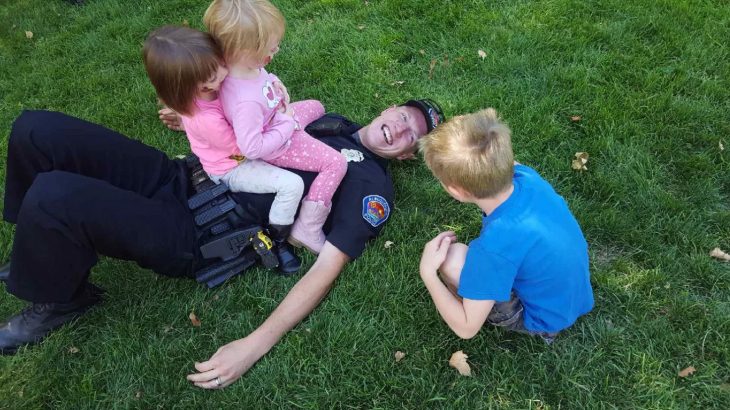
[420,108,514,199]
[204,0,285,64]
[142,26,223,116]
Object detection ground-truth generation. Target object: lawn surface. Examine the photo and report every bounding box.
[1,0,728,408]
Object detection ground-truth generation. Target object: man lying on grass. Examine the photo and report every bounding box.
[0,99,444,390]
[418,108,593,343]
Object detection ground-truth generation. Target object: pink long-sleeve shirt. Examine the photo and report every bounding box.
[180,97,242,176]
[219,68,297,161]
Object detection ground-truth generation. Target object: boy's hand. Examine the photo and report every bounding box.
[420,231,457,279]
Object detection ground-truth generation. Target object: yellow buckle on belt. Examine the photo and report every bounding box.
[229,154,246,164]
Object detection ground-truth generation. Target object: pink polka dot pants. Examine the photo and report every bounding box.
[268,100,347,206]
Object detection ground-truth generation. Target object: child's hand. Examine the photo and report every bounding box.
[278,99,295,117]
[273,81,290,105]
[419,231,457,279]
[276,100,299,129]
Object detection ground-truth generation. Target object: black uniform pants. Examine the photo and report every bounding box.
[3,111,197,303]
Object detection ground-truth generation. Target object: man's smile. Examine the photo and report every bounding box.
[381,124,393,145]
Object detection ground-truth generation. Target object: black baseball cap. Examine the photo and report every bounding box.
[401,99,445,133]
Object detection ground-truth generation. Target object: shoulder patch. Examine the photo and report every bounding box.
[362,195,390,227]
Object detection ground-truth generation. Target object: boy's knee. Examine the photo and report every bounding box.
[439,242,468,288]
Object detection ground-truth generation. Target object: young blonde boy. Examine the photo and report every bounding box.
[418,108,593,342]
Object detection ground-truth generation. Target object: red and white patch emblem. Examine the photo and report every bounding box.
[362,195,390,227]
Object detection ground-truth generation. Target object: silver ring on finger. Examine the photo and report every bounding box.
[215,376,222,387]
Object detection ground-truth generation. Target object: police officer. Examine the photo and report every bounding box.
[0,99,445,379]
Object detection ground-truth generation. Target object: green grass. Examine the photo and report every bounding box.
[1,0,729,408]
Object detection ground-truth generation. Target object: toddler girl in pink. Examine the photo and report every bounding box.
[205,0,347,254]
[143,25,302,273]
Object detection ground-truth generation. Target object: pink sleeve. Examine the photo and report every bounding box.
[230,100,296,160]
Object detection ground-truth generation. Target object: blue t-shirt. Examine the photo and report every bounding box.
[457,165,594,333]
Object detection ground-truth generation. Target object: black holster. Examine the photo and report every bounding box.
[185,155,277,288]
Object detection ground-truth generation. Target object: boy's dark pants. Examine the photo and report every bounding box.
[488,294,559,344]
[3,110,197,303]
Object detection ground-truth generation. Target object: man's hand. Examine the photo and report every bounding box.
[186,241,350,388]
[158,107,184,132]
[186,335,268,389]
[420,231,457,279]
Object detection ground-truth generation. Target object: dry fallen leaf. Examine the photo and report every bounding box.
[571,152,589,171]
[68,346,80,354]
[419,49,425,55]
[384,240,394,249]
[678,366,696,378]
[428,59,437,79]
[394,351,406,362]
[357,25,366,30]
[449,350,471,376]
[710,247,730,262]
[189,311,201,327]
[25,31,33,39]
[182,19,189,27]
[478,49,487,60]
[570,115,582,122]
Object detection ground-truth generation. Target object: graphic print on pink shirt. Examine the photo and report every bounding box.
[262,81,279,109]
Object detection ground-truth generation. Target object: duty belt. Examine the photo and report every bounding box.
[185,155,279,288]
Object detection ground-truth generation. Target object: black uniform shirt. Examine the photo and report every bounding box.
[231,114,394,260]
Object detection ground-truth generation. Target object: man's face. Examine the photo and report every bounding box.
[361,105,429,160]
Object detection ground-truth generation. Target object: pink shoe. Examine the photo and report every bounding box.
[289,200,330,254]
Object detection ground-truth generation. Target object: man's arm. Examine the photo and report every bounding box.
[187,241,350,389]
